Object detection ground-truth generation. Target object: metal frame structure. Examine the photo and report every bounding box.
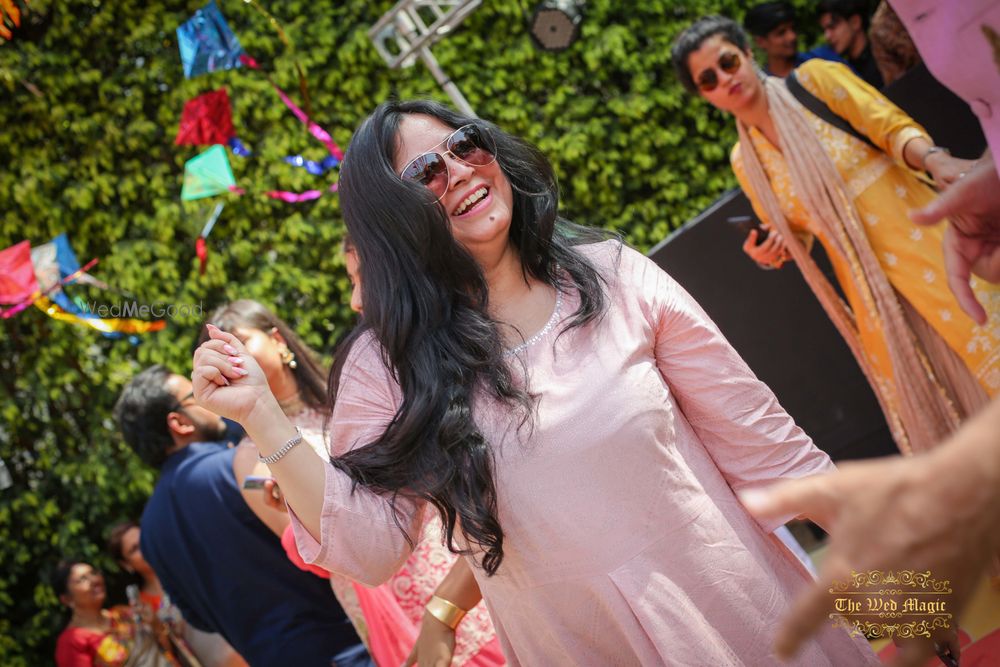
[369,0,482,117]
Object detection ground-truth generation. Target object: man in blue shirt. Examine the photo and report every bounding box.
[114,366,371,667]
[744,1,844,78]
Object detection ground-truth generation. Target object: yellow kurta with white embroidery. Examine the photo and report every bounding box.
[731,59,999,397]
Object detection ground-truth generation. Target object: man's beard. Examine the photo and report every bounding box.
[196,417,229,443]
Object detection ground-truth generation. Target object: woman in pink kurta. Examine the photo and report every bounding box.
[192,100,878,665]
[288,242,877,666]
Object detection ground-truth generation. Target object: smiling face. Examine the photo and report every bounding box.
[62,563,106,611]
[756,21,798,59]
[393,114,514,265]
[688,34,762,115]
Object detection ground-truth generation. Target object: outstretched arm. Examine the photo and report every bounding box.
[631,247,834,531]
[193,324,421,585]
[742,397,1000,666]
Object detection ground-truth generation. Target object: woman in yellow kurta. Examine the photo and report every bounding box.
[672,16,999,454]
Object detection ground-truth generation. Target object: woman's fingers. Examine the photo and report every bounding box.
[743,228,789,267]
[193,363,230,388]
[193,348,248,397]
[262,480,285,511]
[200,351,249,380]
[206,323,248,355]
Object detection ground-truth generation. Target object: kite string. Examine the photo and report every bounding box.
[239,54,344,160]
[239,0,314,122]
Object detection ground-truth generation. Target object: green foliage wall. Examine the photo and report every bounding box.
[0,0,827,663]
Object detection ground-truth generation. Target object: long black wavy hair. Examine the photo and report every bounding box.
[331,99,611,575]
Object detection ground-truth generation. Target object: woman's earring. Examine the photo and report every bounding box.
[281,348,298,369]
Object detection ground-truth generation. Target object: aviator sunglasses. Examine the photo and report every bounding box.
[398,124,498,202]
[696,51,742,92]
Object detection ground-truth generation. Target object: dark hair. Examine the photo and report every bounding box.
[107,520,139,564]
[332,99,609,575]
[199,300,329,413]
[671,16,751,94]
[744,2,795,38]
[113,365,176,468]
[53,559,89,600]
[818,0,871,30]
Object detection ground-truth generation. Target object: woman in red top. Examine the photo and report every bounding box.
[53,560,130,667]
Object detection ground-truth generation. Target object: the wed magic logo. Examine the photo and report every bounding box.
[828,570,952,641]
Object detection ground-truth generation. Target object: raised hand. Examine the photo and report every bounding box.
[192,323,276,427]
[740,397,1000,666]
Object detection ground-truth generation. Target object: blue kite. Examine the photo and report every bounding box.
[177,1,245,79]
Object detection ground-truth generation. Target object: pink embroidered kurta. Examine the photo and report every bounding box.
[290,241,879,666]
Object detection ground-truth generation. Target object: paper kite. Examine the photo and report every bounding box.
[181,145,239,201]
[29,234,166,337]
[177,1,245,79]
[176,89,235,146]
[0,240,38,306]
[31,234,109,312]
[0,235,163,337]
[176,88,250,156]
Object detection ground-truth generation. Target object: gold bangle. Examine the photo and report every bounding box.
[425,595,467,630]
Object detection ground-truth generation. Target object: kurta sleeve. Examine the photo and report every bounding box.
[795,58,929,165]
[288,331,427,586]
[625,246,835,531]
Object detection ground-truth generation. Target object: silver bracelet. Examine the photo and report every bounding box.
[258,426,304,465]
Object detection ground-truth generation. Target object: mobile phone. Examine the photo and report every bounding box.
[242,475,274,490]
[727,215,770,244]
[936,647,959,667]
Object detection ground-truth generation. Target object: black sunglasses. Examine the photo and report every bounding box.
[696,51,742,92]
